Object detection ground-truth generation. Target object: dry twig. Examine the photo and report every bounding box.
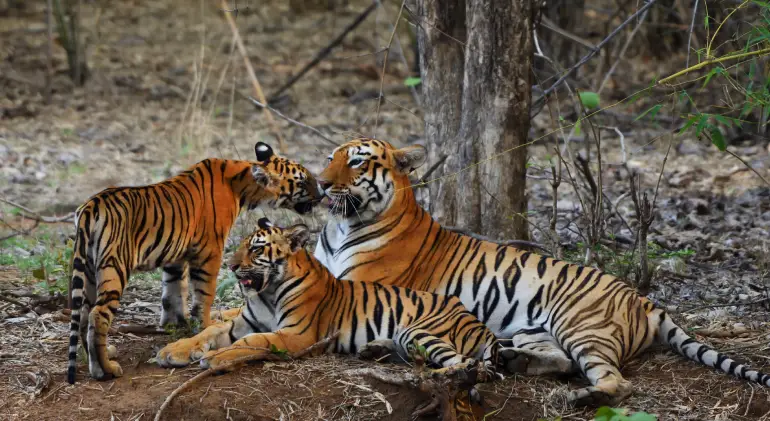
[373,0,407,137]
[0,197,74,223]
[245,96,339,147]
[268,2,378,103]
[346,351,490,421]
[532,0,658,115]
[220,0,285,151]
[629,172,654,294]
[154,330,340,421]
[596,4,651,95]
[686,0,701,68]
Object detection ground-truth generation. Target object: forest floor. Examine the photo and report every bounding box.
[2,0,770,420]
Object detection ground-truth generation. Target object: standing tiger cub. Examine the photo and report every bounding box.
[67,142,322,384]
[155,218,501,383]
[314,138,770,406]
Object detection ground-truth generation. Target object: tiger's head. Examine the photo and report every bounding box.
[228,217,311,294]
[250,142,323,215]
[317,138,426,222]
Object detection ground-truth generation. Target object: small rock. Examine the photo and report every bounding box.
[12,247,30,258]
[3,317,31,324]
[57,152,80,165]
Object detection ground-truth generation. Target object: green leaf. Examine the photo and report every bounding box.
[594,406,626,421]
[579,91,600,109]
[710,126,727,151]
[627,412,657,421]
[575,120,582,136]
[404,77,422,87]
[702,68,721,88]
[635,104,663,122]
[694,114,709,136]
[678,115,698,134]
[713,114,735,128]
[32,264,46,281]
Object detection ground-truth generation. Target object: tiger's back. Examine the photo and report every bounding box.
[315,138,770,406]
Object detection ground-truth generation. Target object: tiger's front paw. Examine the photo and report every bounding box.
[210,308,242,323]
[199,349,238,372]
[156,337,209,368]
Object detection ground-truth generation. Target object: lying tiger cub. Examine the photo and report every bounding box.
[156,218,501,379]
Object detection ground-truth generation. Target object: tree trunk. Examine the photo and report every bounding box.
[417,0,533,241]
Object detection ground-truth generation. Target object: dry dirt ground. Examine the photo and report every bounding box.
[2,1,770,420]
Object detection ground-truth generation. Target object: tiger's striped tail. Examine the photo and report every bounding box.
[67,205,93,384]
[656,309,770,386]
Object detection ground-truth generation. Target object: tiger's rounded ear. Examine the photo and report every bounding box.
[285,224,310,251]
[252,165,277,188]
[392,145,427,173]
[257,218,273,230]
[255,142,274,163]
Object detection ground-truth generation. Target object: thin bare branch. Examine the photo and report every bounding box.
[374,0,407,137]
[0,197,74,223]
[245,96,339,147]
[268,2,378,103]
[686,0,700,68]
[220,0,285,151]
[532,0,658,115]
[597,5,651,95]
[154,330,340,421]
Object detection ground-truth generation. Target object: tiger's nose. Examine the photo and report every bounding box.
[229,264,239,272]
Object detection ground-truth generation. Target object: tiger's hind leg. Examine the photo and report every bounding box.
[87,265,127,380]
[189,255,223,330]
[160,262,189,328]
[396,329,472,369]
[499,328,578,376]
[566,346,633,407]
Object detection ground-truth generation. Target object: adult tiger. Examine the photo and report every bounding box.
[155,218,500,385]
[313,138,770,406]
[67,142,322,384]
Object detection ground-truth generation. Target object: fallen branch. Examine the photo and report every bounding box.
[268,1,378,103]
[110,324,166,335]
[220,0,285,151]
[154,330,339,421]
[0,218,40,241]
[346,352,490,421]
[0,197,75,223]
[682,297,770,314]
[244,95,339,147]
[0,293,36,313]
[694,325,751,339]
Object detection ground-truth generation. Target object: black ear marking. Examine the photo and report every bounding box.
[286,224,310,251]
[258,217,273,230]
[255,142,274,163]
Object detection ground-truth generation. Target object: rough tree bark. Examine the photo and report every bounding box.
[417,0,534,241]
